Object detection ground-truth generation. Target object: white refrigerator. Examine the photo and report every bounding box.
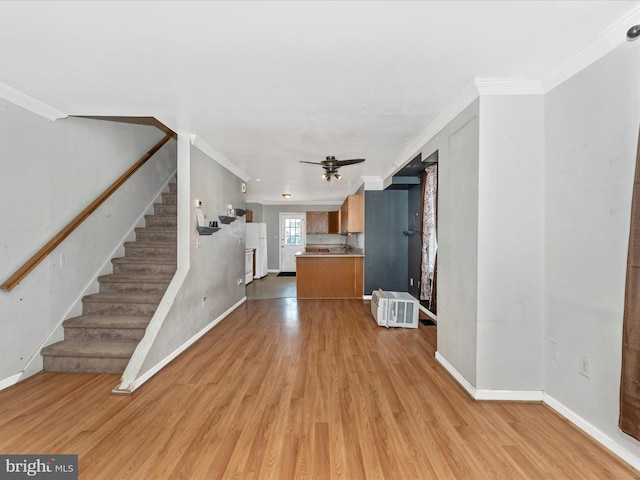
[246,223,268,279]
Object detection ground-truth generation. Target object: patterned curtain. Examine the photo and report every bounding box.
[620,128,640,440]
[420,164,438,303]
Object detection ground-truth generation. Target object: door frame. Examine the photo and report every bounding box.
[279,212,307,272]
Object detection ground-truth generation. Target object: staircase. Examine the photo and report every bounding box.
[41,182,177,374]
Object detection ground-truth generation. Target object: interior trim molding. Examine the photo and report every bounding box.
[190,134,250,182]
[362,176,384,191]
[542,6,640,92]
[474,77,544,96]
[0,82,67,121]
[436,350,640,471]
[114,297,247,394]
[0,372,23,391]
[543,394,640,471]
[385,79,479,182]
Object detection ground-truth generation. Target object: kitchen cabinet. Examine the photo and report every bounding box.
[306,211,329,234]
[339,195,364,233]
[246,209,253,222]
[328,210,339,234]
[296,254,364,299]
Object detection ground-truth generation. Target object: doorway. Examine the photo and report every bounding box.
[279,213,306,272]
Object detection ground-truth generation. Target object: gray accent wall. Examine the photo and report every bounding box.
[364,190,408,294]
[407,184,422,300]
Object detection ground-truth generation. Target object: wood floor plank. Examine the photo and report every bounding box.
[0,298,639,479]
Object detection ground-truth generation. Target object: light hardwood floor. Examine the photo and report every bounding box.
[1,298,639,479]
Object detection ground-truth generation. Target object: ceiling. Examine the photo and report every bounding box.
[0,1,638,204]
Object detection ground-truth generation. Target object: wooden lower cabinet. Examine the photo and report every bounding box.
[296,256,363,299]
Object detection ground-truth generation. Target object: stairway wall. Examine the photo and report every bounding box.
[0,99,177,386]
[131,138,247,386]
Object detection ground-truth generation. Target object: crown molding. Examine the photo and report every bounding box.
[543,6,640,92]
[361,176,384,191]
[0,82,67,121]
[474,77,544,96]
[384,79,479,182]
[189,134,250,182]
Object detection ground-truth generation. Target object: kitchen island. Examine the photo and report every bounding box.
[296,248,364,299]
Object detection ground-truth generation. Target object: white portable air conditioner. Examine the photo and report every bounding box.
[371,290,419,329]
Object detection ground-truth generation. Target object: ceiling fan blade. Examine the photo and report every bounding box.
[300,161,325,165]
[335,158,365,166]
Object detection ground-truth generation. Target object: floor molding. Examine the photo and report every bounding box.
[122,297,246,393]
[436,350,640,471]
[0,372,23,391]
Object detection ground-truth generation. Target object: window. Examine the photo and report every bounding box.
[284,218,302,246]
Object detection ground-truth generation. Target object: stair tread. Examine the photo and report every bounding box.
[112,256,176,264]
[83,293,163,304]
[123,241,176,247]
[98,273,173,283]
[135,226,177,230]
[63,315,151,329]
[42,341,138,358]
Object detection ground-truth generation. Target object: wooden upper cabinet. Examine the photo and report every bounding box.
[328,210,339,234]
[339,195,364,233]
[306,211,329,234]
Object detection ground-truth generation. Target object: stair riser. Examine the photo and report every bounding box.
[145,215,177,227]
[125,245,176,258]
[135,230,177,242]
[99,281,170,295]
[153,204,177,215]
[83,301,157,316]
[44,356,128,374]
[162,193,177,205]
[112,262,177,275]
[168,183,177,194]
[65,327,146,342]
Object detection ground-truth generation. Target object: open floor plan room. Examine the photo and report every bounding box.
[0,298,637,479]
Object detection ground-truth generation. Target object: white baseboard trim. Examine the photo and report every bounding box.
[418,304,437,322]
[543,394,640,472]
[435,350,640,471]
[0,372,23,391]
[124,297,246,392]
[435,351,477,398]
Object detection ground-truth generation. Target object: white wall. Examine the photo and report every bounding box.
[545,41,640,454]
[413,99,481,386]
[136,140,247,377]
[476,95,545,390]
[0,99,176,383]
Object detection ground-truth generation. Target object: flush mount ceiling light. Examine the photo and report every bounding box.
[282,193,291,200]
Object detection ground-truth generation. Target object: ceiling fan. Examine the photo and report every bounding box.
[300,156,366,182]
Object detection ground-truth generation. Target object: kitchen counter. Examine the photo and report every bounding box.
[296,251,364,299]
[297,249,364,258]
[301,245,364,257]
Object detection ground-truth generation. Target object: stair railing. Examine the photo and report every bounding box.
[1,132,176,292]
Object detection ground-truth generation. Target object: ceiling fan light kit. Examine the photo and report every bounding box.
[301,155,365,183]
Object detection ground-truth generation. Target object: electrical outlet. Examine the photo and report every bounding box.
[410,278,414,287]
[59,254,68,266]
[237,278,243,285]
[196,238,201,249]
[580,355,591,378]
[549,341,559,361]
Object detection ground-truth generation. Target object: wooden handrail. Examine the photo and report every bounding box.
[1,132,175,292]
